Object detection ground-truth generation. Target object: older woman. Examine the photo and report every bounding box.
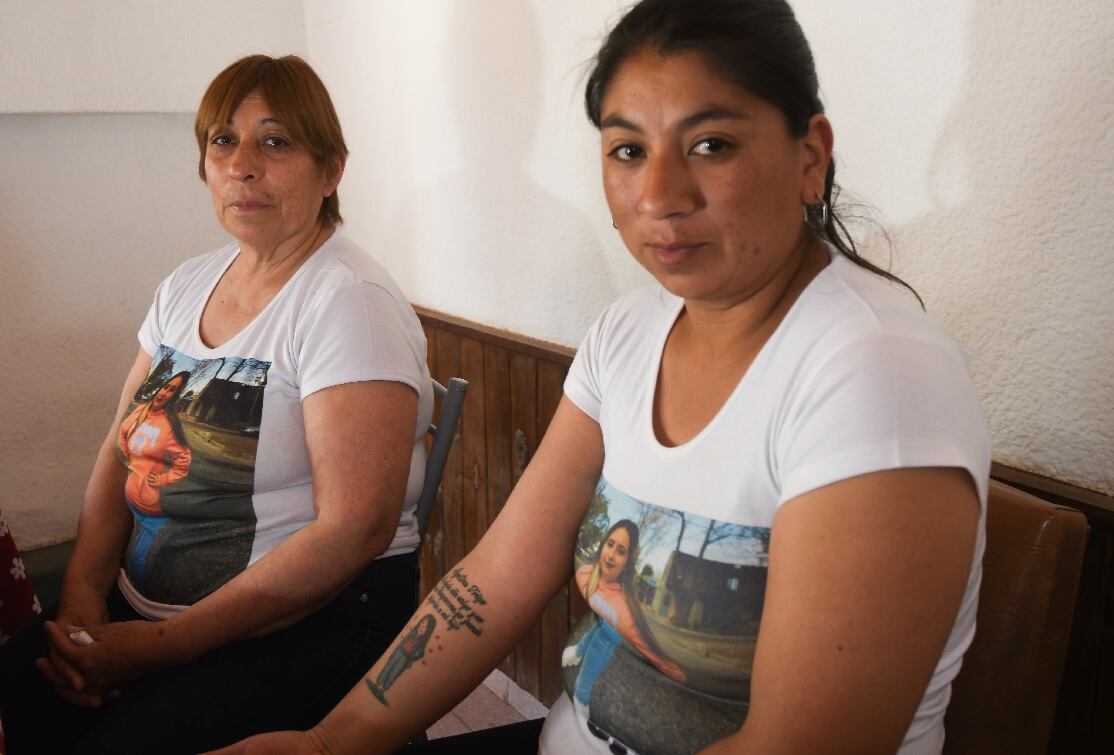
[219,1,990,753]
[0,55,433,754]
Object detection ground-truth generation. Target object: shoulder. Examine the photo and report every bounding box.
[566,285,677,415]
[160,240,239,291]
[596,284,678,330]
[582,284,679,357]
[301,232,412,307]
[141,241,238,342]
[774,256,990,505]
[790,254,970,372]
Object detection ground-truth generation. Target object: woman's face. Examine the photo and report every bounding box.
[203,90,341,252]
[151,376,185,412]
[599,50,830,307]
[599,527,631,583]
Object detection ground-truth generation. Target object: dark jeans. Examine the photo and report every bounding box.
[0,551,417,755]
[398,719,545,754]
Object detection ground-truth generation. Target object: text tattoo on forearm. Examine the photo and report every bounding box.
[426,568,487,636]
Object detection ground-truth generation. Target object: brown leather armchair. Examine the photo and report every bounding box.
[943,480,1088,754]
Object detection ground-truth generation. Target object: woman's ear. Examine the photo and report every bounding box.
[324,157,346,198]
[800,114,833,203]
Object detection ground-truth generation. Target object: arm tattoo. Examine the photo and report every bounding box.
[426,568,487,635]
[364,569,487,706]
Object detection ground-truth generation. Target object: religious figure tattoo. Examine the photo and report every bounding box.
[366,614,437,706]
[364,569,488,706]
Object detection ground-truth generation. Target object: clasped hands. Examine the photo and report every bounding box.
[35,607,170,707]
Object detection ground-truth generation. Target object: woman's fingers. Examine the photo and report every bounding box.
[34,657,105,707]
[43,621,89,686]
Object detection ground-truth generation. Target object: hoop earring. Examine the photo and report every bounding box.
[612,219,618,229]
[804,198,829,227]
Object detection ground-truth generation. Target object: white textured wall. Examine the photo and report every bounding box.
[794,0,1114,495]
[0,114,229,547]
[0,1,306,548]
[306,0,1112,496]
[304,0,640,344]
[0,0,306,113]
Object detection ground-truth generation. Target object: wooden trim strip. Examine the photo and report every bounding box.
[415,306,576,367]
[991,462,1114,528]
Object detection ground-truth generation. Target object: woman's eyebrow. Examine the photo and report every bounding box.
[678,107,748,130]
[600,114,641,131]
[600,107,750,132]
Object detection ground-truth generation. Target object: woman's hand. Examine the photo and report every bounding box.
[37,586,114,706]
[205,729,332,755]
[42,618,173,690]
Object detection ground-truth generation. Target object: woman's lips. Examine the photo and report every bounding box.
[229,200,272,211]
[648,241,707,265]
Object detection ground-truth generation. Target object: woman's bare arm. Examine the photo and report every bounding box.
[64,350,152,600]
[48,378,426,687]
[39,349,152,704]
[211,397,605,755]
[701,467,980,755]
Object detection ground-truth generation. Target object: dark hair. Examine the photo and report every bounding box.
[593,519,671,659]
[585,0,920,304]
[593,519,642,585]
[154,371,192,447]
[195,54,348,227]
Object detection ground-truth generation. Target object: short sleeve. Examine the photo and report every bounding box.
[775,334,991,506]
[563,311,608,421]
[137,273,173,356]
[296,280,426,401]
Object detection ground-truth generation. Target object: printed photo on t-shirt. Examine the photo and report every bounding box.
[563,476,769,753]
[116,344,270,604]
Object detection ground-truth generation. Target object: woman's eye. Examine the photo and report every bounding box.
[210,134,233,147]
[691,137,732,156]
[608,144,645,162]
[263,136,289,149]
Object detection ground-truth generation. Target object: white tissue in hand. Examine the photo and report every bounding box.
[68,629,95,646]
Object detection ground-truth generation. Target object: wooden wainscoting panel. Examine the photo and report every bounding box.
[459,337,488,553]
[481,342,516,680]
[418,324,443,600]
[510,352,543,700]
[537,359,574,705]
[416,308,576,705]
[433,329,465,571]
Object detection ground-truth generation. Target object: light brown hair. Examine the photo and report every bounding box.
[194,54,348,226]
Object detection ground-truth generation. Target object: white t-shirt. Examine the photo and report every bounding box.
[115,232,433,618]
[542,252,990,755]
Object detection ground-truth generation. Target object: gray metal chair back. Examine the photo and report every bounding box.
[415,377,468,538]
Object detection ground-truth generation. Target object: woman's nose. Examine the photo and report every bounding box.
[229,142,261,181]
[637,151,702,219]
